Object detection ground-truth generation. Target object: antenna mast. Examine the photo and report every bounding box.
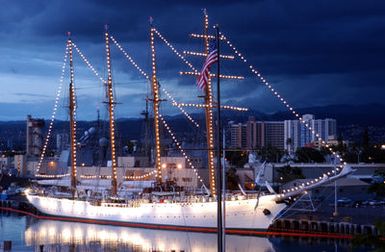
[141,97,151,165]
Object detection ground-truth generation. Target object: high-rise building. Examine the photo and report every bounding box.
[231,117,285,150]
[284,114,337,152]
[264,121,285,150]
[26,115,45,156]
[229,122,247,148]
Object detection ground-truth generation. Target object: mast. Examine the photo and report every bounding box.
[150,20,162,184]
[215,25,225,252]
[68,33,77,196]
[202,10,217,196]
[180,10,243,195]
[104,25,118,195]
[141,97,151,165]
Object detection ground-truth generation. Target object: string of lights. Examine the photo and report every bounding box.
[71,42,106,84]
[150,27,163,182]
[201,12,216,195]
[36,174,71,179]
[153,28,198,73]
[36,44,69,177]
[68,37,78,189]
[65,36,202,183]
[183,50,234,60]
[80,170,157,180]
[110,36,149,80]
[124,170,157,180]
[105,27,118,195]
[190,33,225,40]
[179,71,244,80]
[37,37,201,182]
[218,30,345,196]
[161,88,200,128]
[159,114,206,186]
[109,33,200,128]
[171,102,248,112]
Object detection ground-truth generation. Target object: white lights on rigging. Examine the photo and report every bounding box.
[36,44,69,177]
[218,30,345,195]
[179,71,244,80]
[105,27,118,195]
[109,34,200,128]
[153,28,198,73]
[171,102,248,112]
[161,88,200,128]
[201,12,216,196]
[150,27,163,182]
[183,50,234,60]
[63,36,203,183]
[72,43,106,84]
[159,114,206,186]
[190,33,226,40]
[109,36,149,80]
[68,36,78,191]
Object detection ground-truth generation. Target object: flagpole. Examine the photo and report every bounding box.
[215,24,225,252]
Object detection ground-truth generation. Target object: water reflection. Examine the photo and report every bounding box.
[25,220,275,251]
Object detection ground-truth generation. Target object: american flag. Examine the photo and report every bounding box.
[197,43,218,90]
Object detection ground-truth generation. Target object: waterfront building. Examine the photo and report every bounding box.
[229,122,247,148]
[264,121,285,151]
[284,114,337,152]
[243,117,285,150]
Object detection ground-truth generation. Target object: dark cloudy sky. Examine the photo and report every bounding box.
[0,0,384,120]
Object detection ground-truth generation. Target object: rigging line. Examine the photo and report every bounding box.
[162,88,200,128]
[71,42,106,85]
[153,28,198,72]
[68,37,201,182]
[109,34,200,128]
[218,30,347,197]
[220,30,344,165]
[159,113,207,187]
[110,35,149,80]
[151,25,248,161]
[37,43,70,177]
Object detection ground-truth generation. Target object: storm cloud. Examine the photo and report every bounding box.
[0,0,384,120]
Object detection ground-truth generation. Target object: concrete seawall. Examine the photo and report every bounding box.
[271,218,378,236]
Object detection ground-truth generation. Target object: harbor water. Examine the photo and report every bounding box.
[0,212,370,252]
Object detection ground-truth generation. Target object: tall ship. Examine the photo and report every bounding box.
[26,11,353,234]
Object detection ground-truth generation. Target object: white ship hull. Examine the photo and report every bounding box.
[26,194,286,233]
